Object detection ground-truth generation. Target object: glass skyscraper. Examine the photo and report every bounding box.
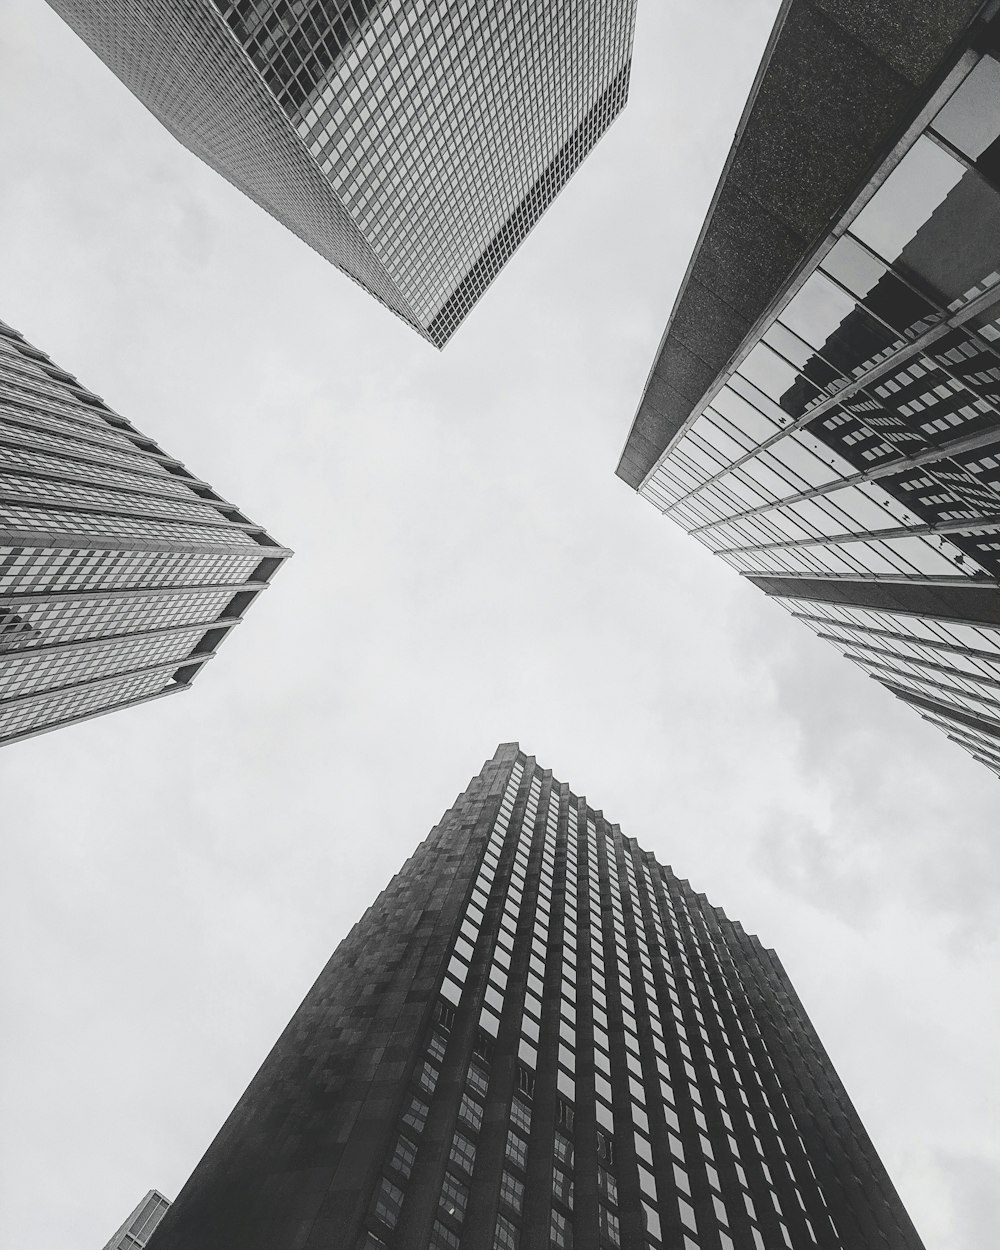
[102,1190,171,1250]
[147,744,923,1250]
[0,317,289,747]
[46,0,637,347]
[617,3,1000,777]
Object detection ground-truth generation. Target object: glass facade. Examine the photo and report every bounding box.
[149,745,924,1250]
[0,319,290,747]
[630,35,1000,778]
[46,0,636,347]
[102,1189,171,1250]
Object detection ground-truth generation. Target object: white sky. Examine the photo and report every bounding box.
[1,1,998,1247]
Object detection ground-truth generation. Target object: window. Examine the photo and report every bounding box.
[553,1166,574,1209]
[417,1060,438,1095]
[388,1134,416,1180]
[440,1171,468,1220]
[500,1169,525,1214]
[598,1166,617,1206]
[550,1209,572,1248]
[449,1131,477,1175]
[371,1177,403,1229]
[459,1093,484,1132]
[428,1219,461,1250]
[553,1133,573,1167]
[596,1130,615,1166]
[494,1213,520,1250]
[599,1205,620,1247]
[402,1095,429,1134]
[467,1061,490,1097]
[506,1129,528,1169]
[510,1097,532,1133]
[556,1098,575,1131]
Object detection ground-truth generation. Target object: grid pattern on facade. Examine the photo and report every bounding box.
[46,0,637,345]
[355,751,924,1250]
[148,745,924,1250]
[633,44,1000,777]
[279,0,637,336]
[0,318,288,746]
[45,0,423,335]
[103,1190,172,1250]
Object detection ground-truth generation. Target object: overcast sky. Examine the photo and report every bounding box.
[1,1,998,1247]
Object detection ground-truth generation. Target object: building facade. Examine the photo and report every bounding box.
[102,1190,172,1250]
[46,0,637,347]
[617,1,1000,777]
[0,318,289,747]
[147,744,923,1250]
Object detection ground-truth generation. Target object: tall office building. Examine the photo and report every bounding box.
[617,2,1000,777]
[148,744,922,1250]
[0,317,289,747]
[102,1190,172,1250]
[46,0,637,347]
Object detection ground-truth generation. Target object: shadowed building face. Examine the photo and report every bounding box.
[45,0,637,346]
[617,1,1000,778]
[148,744,925,1250]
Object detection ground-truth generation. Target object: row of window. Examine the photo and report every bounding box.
[643,52,1000,586]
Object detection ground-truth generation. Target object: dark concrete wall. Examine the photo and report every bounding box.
[147,746,515,1250]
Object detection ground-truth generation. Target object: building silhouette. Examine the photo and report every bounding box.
[102,1190,171,1249]
[0,318,289,747]
[617,2,1000,777]
[46,0,638,347]
[147,744,923,1250]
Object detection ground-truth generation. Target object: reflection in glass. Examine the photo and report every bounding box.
[851,136,965,263]
[933,56,1000,161]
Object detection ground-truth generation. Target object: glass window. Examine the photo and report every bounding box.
[449,1131,477,1175]
[599,1205,621,1247]
[510,1097,532,1133]
[467,1061,489,1097]
[440,1171,468,1220]
[494,1213,519,1250]
[851,136,965,263]
[499,1169,525,1214]
[780,270,857,349]
[402,1095,429,1134]
[553,1132,574,1166]
[506,1129,528,1169]
[428,1220,460,1250]
[934,56,1000,160]
[459,1093,484,1132]
[738,343,802,404]
[678,1195,698,1233]
[372,1176,404,1228]
[553,1165,574,1209]
[389,1133,416,1180]
[550,1208,572,1248]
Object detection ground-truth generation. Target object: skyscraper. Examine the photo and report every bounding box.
[616,2,1000,777]
[147,744,923,1250]
[45,0,638,347]
[102,1190,171,1250]
[0,317,289,747]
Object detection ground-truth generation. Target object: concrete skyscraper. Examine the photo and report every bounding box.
[0,317,289,747]
[617,1,1000,777]
[148,744,923,1250]
[46,0,638,347]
